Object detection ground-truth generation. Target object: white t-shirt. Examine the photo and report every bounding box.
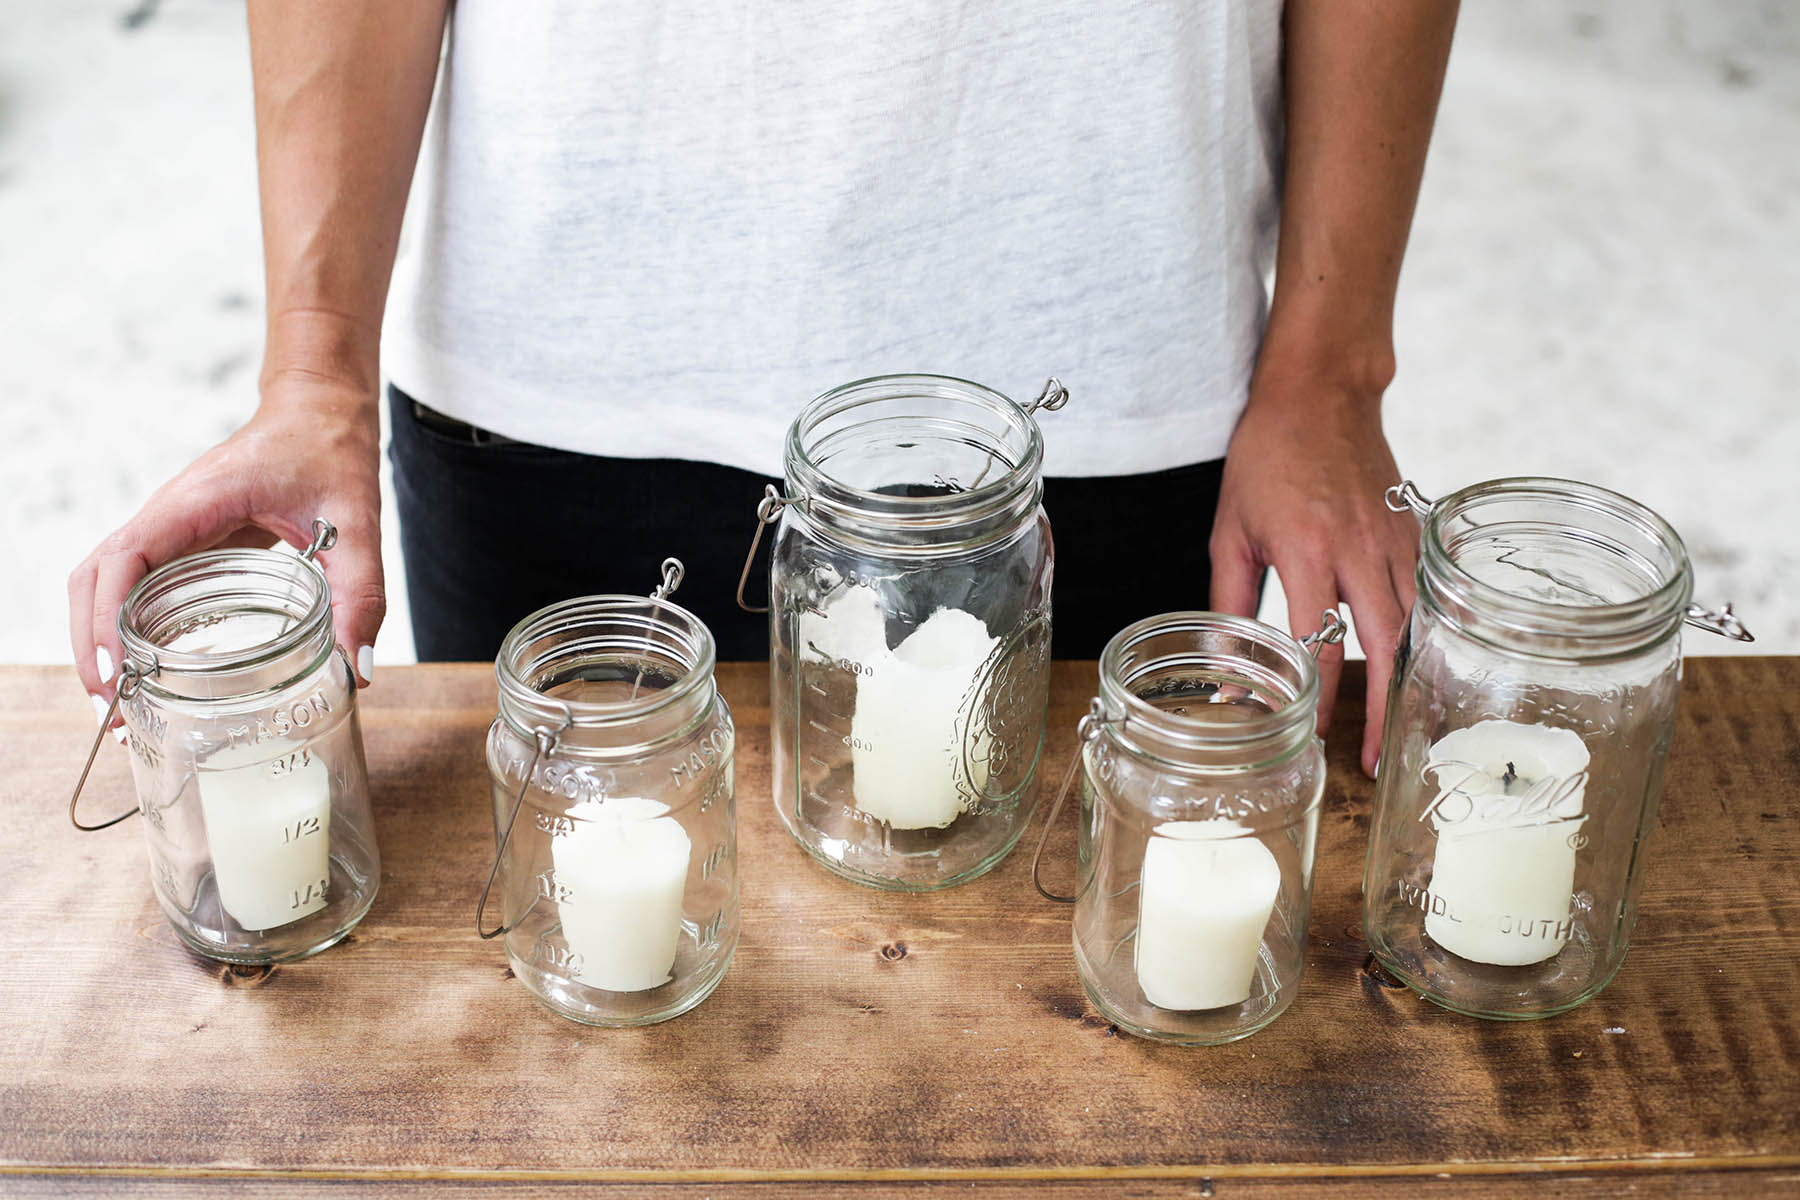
[384,0,1284,478]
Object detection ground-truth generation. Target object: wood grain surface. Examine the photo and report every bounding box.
[2,660,1796,1196]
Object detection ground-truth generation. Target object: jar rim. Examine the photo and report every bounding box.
[118,548,332,680]
[1421,476,1694,649]
[784,373,1044,543]
[495,594,718,735]
[1097,611,1322,753]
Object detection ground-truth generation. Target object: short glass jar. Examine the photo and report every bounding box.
[483,574,738,1027]
[1364,477,1749,1019]
[757,374,1060,891]
[72,523,381,964]
[1063,611,1337,1045]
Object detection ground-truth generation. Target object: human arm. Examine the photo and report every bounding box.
[1209,0,1458,776]
[69,0,448,706]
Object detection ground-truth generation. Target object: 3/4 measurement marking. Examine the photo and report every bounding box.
[268,748,313,778]
[536,870,572,904]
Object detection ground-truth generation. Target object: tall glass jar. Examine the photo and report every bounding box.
[483,575,739,1027]
[71,523,381,964]
[1064,612,1334,1044]
[759,374,1059,891]
[1364,477,1748,1019]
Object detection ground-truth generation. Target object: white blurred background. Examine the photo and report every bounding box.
[2,0,1794,667]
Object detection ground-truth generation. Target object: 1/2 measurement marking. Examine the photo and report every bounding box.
[281,816,321,844]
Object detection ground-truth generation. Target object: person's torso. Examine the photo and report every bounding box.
[385,0,1285,476]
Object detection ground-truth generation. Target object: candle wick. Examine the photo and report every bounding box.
[1501,761,1518,788]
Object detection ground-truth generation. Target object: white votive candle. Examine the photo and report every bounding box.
[1424,720,1590,966]
[196,742,333,931]
[849,606,998,830]
[1135,820,1282,1011]
[552,796,692,992]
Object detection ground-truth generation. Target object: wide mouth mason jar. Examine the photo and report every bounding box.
[87,528,380,964]
[484,583,738,1026]
[1067,612,1331,1044]
[1364,477,1731,1020]
[761,373,1058,891]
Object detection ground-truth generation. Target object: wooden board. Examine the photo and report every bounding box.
[2,660,1796,1195]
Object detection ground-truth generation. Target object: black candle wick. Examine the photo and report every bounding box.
[1501,761,1518,788]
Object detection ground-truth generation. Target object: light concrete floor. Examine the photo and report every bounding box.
[2,0,1795,669]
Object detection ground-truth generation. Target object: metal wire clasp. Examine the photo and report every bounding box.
[1684,602,1754,642]
[1300,609,1348,656]
[300,517,337,561]
[68,657,158,831]
[736,484,799,614]
[1024,378,1070,418]
[1030,699,1119,904]
[1385,480,1434,518]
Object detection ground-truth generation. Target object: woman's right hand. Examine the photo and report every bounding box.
[68,376,386,721]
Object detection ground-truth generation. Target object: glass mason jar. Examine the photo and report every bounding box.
[1364,477,1751,1020]
[1059,611,1337,1045]
[70,522,380,964]
[757,373,1061,891]
[482,569,739,1027]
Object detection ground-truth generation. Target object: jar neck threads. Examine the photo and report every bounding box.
[119,549,335,701]
[784,374,1044,554]
[1419,477,1694,661]
[1097,612,1320,771]
[495,596,718,755]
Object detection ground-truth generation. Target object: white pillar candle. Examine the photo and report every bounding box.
[1135,820,1282,1011]
[848,606,998,830]
[1424,720,1590,966]
[196,742,333,931]
[552,796,692,993]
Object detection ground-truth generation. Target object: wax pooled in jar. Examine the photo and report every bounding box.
[196,742,333,931]
[848,606,998,831]
[1135,819,1282,1011]
[1424,720,1590,967]
[552,796,692,993]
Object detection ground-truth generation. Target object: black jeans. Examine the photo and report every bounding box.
[389,386,1223,661]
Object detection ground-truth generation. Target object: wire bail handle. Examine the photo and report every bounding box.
[477,554,681,939]
[68,658,158,832]
[1030,698,1119,904]
[1386,479,1753,643]
[475,715,569,940]
[737,484,799,614]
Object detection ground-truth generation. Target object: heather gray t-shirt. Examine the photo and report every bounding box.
[385,0,1284,477]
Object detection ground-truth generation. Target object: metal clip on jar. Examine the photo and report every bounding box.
[1033,609,1345,1045]
[480,560,739,1026]
[742,374,1065,891]
[68,520,381,964]
[1364,478,1753,1020]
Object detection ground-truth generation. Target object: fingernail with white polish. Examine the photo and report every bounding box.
[96,645,115,684]
[356,645,375,684]
[91,694,109,727]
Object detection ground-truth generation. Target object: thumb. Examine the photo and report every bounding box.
[312,515,386,686]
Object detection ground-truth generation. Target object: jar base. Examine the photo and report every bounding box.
[1365,913,1624,1020]
[162,855,380,966]
[506,938,738,1027]
[1073,936,1297,1045]
[775,800,1031,892]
